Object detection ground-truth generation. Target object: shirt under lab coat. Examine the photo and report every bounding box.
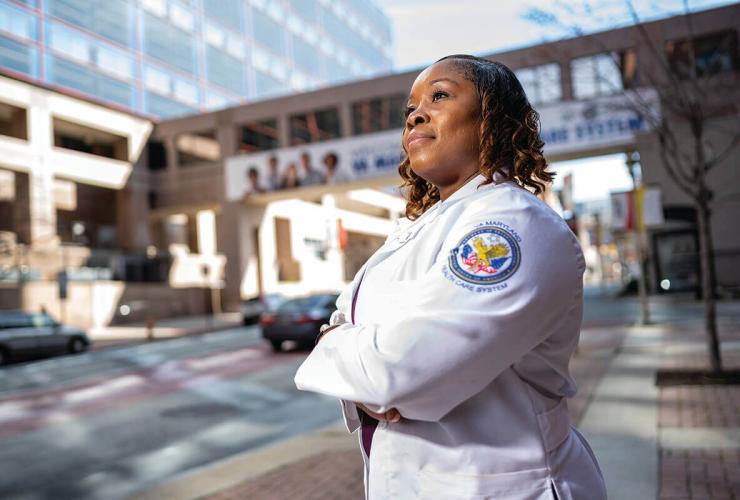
[295,175,607,500]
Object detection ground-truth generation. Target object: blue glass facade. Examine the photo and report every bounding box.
[0,0,393,118]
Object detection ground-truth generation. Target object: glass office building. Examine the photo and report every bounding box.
[0,0,393,118]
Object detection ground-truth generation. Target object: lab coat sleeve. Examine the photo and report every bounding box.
[331,280,362,432]
[295,206,585,422]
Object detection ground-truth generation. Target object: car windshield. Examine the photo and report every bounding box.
[31,314,57,327]
[277,295,336,313]
[0,312,33,328]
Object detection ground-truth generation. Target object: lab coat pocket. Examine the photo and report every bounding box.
[418,467,553,500]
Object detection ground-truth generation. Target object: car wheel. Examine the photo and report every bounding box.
[68,338,87,354]
[270,340,282,352]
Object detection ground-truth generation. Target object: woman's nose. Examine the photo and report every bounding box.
[406,108,429,129]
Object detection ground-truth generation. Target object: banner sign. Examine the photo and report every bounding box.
[225,90,660,201]
[610,186,664,231]
[538,89,660,157]
[225,129,403,201]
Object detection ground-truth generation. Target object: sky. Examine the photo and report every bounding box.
[372,0,738,202]
[374,0,739,71]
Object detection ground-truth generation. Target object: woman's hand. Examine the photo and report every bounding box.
[356,403,402,423]
[315,323,402,422]
[315,324,342,344]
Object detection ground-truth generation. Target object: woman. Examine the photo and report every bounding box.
[295,55,606,500]
[280,162,300,189]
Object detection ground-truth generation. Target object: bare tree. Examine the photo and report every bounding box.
[525,1,740,373]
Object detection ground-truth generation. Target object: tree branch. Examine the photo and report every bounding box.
[705,128,740,172]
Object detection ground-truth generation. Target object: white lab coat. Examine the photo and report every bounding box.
[295,175,606,500]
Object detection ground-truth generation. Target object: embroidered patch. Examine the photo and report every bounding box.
[448,225,521,285]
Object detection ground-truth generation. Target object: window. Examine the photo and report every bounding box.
[351,94,406,135]
[144,91,197,118]
[515,63,562,106]
[46,55,134,108]
[47,0,131,46]
[289,107,341,145]
[255,70,286,97]
[47,22,135,81]
[53,117,128,161]
[571,52,629,99]
[143,64,199,108]
[239,118,279,152]
[205,90,238,110]
[0,35,38,77]
[666,30,739,79]
[289,0,317,23]
[204,0,243,32]
[251,8,285,56]
[142,12,196,75]
[0,1,36,41]
[0,101,28,140]
[206,46,245,94]
[292,34,320,74]
[147,141,167,171]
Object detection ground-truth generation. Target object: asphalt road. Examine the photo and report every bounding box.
[2,290,739,500]
[0,327,340,500]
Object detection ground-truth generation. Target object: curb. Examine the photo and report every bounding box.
[132,421,354,500]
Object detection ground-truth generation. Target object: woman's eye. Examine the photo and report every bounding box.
[432,90,448,101]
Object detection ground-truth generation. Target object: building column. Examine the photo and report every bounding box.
[322,194,345,288]
[116,171,151,252]
[26,103,57,247]
[164,135,178,173]
[217,201,246,310]
[216,200,267,310]
[277,115,290,148]
[339,103,353,138]
[186,212,199,253]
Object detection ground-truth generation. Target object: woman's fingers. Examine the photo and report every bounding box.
[357,404,402,423]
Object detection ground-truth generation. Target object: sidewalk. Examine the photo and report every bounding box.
[89,313,243,350]
[133,310,740,500]
[657,328,740,500]
[134,325,626,500]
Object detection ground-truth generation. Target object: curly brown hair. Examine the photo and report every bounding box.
[399,55,554,219]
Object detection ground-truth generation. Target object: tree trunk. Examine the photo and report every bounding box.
[696,199,722,373]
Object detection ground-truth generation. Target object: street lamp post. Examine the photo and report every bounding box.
[626,151,651,326]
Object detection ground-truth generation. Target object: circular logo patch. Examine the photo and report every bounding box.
[448,226,521,285]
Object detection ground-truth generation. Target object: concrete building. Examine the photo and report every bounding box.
[146,3,739,308]
[0,0,393,118]
[2,4,738,325]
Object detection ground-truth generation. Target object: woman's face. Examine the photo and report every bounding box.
[403,60,482,198]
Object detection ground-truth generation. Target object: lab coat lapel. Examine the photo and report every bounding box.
[348,175,492,319]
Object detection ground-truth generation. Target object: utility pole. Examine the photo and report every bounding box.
[626,151,650,325]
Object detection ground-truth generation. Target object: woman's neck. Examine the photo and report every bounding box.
[438,169,481,201]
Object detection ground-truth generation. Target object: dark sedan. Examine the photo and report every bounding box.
[260,293,339,352]
[0,310,91,366]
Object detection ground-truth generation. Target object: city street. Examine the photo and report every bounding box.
[0,328,339,500]
[2,291,740,499]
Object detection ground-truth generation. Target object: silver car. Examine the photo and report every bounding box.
[0,310,91,366]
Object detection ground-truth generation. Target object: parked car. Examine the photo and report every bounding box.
[0,310,91,366]
[260,293,339,351]
[242,293,286,325]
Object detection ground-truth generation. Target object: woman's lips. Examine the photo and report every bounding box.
[407,135,434,150]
